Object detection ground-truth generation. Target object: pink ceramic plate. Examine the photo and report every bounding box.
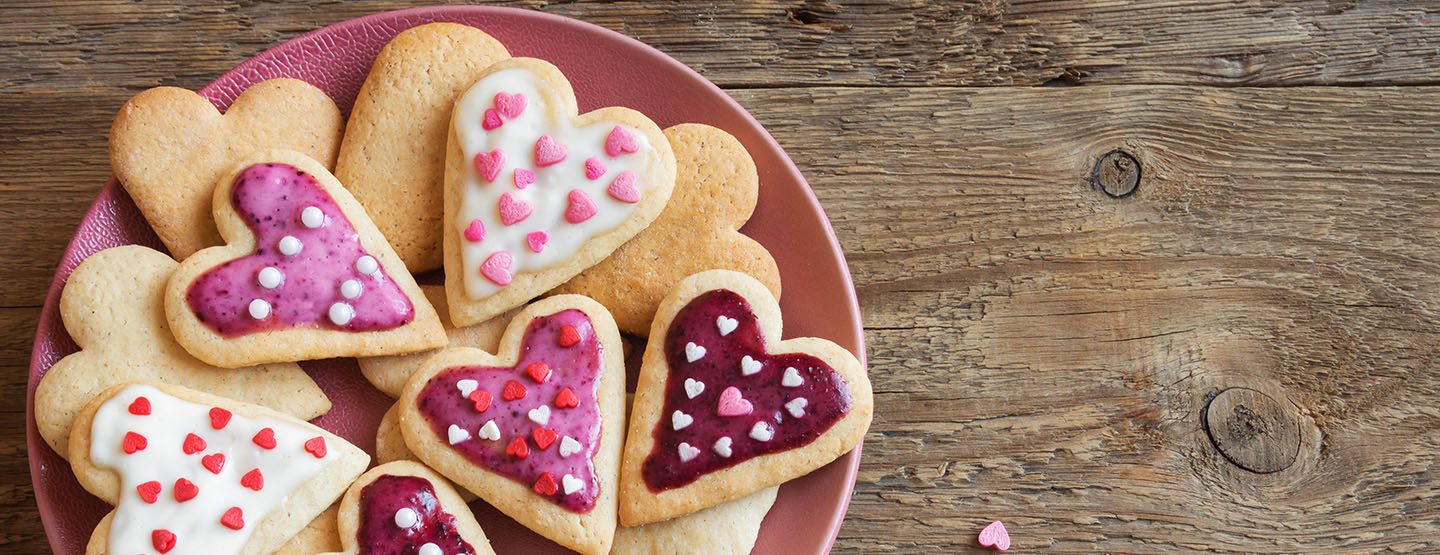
[27,6,864,554]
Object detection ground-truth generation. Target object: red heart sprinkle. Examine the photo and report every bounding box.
[241,468,264,491]
[501,380,527,401]
[152,529,177,553]
[209,407,231,430]
[220,507,245,531]
[506,436,530,459]
[525,361,551,383]
[172,478,198,502]
[554,387,579,409]
[122,431,147,454]
[558,325,581,347]
[251,428,276,450]
[182,433,207,455]
[533,472,558,495]
[201,452,226,474]
[533,428,557,449]
[128,396,151,415]
[304,436,327,458]
[469,390,493,413]
[135,481,161,504]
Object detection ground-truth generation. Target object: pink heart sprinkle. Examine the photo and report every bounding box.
[481,108,502,131]
[494,92,527,119]
[584,157,607,180]
[605,125,639,157]
[978,520,1010,551]
[498,192,532,226]
[716,386,753,416]
[607,170,641,203]
[480,251,513,286]
[526,231,549,253]
[564,189,597,224]
[474,148,506,183]
[463,219,485,243]
[534,135,568,167]
[513,168,536,189]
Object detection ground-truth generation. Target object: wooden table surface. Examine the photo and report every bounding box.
[4,1,1439,552]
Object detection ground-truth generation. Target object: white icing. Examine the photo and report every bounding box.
[300,206,325,229]
[454,67,661,299]
[716,316,738,336]
[340,279,363,300]
[328,303,354,326]
[455,379,479,397]
[781,367,803,388]
[684,342,706,363]
[256,267,283,289]
[559,436,581,457]
[277,235,302,256]
[477,420,501,441]
[447,424,471,445]
[90,385,333,555]
[355,255,379,276]
[677,442,700,462]
[247,299,270,320]
[785,397,809,418]
[561,474,583,495]
[683,378,705,399]
[418,543,442,555]
[394,507,418,528]
[749,422,774,442]
[527,405,551,426]
[740,355,762,376]
[713,437,733,458]
[671,410,693,430]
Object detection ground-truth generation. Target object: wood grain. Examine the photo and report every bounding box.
[4,1,1440,553]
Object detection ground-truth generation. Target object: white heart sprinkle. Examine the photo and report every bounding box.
[247,298,270,320]
[477,420,500,441]
[749,422,774,442]
[394,507,418,528]
[785,397,809,418]
[685,342,706,362]
[716,315,738,336]
[456,379,479,397]
[678,442,701,462]
[528,405,551,425]
[447,424,471,444]
[340,278,363,299]
[740,355,763,376]
[355,255,379,276]
[781,367,803,387]
[559,436,581,457]
[672,410,693,430]
[562,474,583,495]
[256,266,284,289]
[713,436,733,457]
[278,235,302,256]
[684,378,705,399]
[301,205,326,228]
[329,302,355,326]
[418,543,442,555]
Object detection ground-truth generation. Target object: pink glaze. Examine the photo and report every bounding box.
[185,163,414,337]
[417,310,604,513]
[357,475,476,555]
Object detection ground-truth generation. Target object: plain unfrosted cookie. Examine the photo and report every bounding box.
[321,461,496,555]
[618,270,873,526]
[110,79,343,258]
[443,57,677,327]
[611,487,777,555]
[164,149,445,367]
[68,383,369,555]
[33,245,329,458]
[336,22,510,272]
[358,285,518,398]
[399,295,627,555]
[552,124,781,336]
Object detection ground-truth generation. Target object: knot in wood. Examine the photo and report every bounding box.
[1204,388,1301,474]
[1091,149,1141,198]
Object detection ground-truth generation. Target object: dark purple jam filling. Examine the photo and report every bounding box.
[642,289,852,491]
[356,475,475,555]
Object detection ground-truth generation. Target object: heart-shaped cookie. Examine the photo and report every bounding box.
[321,461,495,555]
[68,383,368,555]
[164,149,445,368]
[551,124,781,336]
[443,57,676,327]
[336,23,510,272]
[618,270,873,525]
[399,295,625,555]
[110,79,343,259]
[33,245,329,458]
